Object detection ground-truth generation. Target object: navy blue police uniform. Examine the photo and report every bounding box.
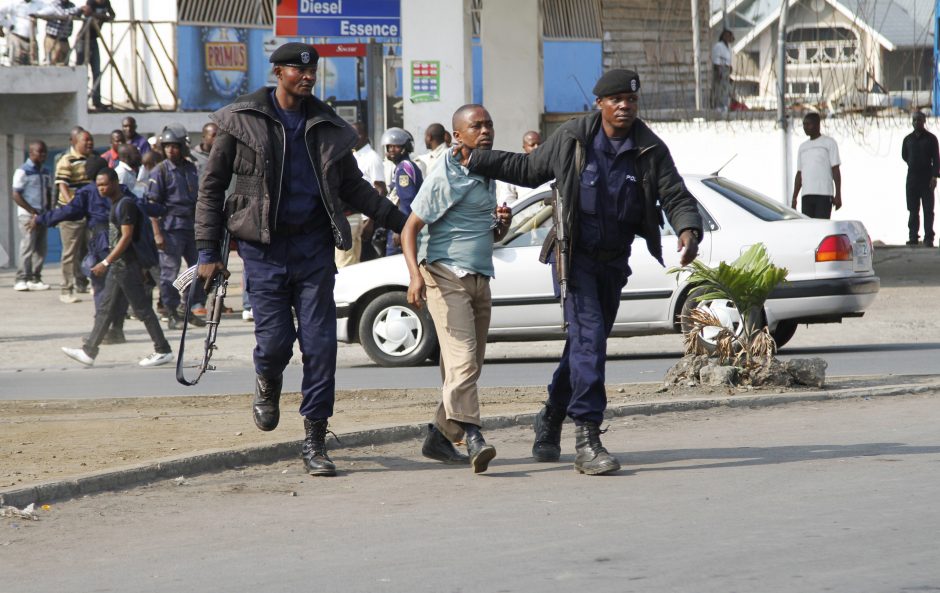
[548,127,643,424]
[238,88,338,420]
[386,158,422,255]
[148,157,205,316]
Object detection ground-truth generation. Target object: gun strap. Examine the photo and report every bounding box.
[175,278,205,386]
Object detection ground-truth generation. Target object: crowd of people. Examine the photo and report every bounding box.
[13,115,221,367]
[1,0,114,109]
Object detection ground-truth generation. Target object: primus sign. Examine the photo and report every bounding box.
[275,0,400,39]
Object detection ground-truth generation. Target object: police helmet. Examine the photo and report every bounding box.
[159,125,189,147]
[380,127,413,154]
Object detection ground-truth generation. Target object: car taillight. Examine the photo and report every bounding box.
[816,234,853,262]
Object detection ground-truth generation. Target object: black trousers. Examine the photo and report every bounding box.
[801,194,833,219]
[906,182,935,243]
[83,259,170,359]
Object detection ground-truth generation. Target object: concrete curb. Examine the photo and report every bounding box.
[2,381,938,508]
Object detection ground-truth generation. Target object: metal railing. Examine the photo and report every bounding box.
[1,17,178,112]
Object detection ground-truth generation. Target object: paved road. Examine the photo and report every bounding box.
[2,340,940,399]
[3,393,938,592]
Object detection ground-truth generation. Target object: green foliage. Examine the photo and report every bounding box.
[670,243,789,366]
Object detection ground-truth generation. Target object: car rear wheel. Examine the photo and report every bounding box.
[358,291,438,367]
[770,320,798,349]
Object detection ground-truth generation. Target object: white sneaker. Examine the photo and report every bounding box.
[14,281,28,291]
[242,308,254,321]
[139,351,174,367]
[59,292,80,304]
[62,347,95,367]
[26,280,50,291]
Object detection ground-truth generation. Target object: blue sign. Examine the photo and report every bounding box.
[275,0,400,39]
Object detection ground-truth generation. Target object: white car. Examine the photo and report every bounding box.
[335,175,879,367]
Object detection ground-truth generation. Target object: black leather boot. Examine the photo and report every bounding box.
[532,401,566,462]
[302,418,337,477]
[422,424,470,465]
[179,305,206,327]
[252,373,282,431]
[574,422,621,476]
[466,431,496,474]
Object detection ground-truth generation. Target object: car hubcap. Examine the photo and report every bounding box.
[695,299,744,344]
[372,305,423,356]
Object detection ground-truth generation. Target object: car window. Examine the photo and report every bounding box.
[500,193,553,248]
[702,177,801,221]
[661,202,718,236]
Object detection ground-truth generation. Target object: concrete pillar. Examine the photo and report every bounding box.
[481,0,543,152]
[401,0,473,152]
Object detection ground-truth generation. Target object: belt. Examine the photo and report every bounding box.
[276,220,319,236]
[91,223,109,234]
[12,32,30,42]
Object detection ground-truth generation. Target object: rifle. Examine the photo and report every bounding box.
[173,230,230,386]
[549,184,569,331]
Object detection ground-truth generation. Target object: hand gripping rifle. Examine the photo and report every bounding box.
[549,183,569,331]
[173,230,230,386]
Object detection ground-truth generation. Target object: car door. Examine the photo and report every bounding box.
[489,192,563,335]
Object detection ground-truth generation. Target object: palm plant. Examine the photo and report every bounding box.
[670,243,789,367]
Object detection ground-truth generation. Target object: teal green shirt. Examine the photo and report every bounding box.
[413,152,497,277]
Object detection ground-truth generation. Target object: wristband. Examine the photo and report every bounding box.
[101,259,110,267]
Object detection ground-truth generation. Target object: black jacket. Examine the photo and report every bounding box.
[468,111,702,266]
[195,87,405,251]
[902,130,940,186]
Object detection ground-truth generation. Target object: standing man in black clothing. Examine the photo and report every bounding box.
[194,42,407,476]
[901,111,940,247]
[463,69,702,475]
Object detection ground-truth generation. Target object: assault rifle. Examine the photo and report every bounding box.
[173,230,230,386]
[549,184,569,331]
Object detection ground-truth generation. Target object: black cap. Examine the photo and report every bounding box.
[269,42,319,67]
[592,69,641,97]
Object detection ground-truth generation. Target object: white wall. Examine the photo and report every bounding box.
[481,0,542,152]
[655,117,923,245]
[401,0,472,148]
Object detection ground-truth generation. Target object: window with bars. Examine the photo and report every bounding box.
[178,0,272,26]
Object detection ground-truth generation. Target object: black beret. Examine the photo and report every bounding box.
[592,69,641,97]
[269,42,319,67]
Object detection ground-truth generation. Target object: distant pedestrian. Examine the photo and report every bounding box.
[414,122,449,177]
[101,129,124,168]
[495,130,541,206]
[114,143,141,192]
[61,168,174,368]
[12,140,52,292]
[349,121,387,264]
[403,104,511,474]
[122,116,151,156]
[75,0,114,110]
[901,111,939,247]
[791,113,842,219]
[54,128,95,302]
[188,122,218,178]
[44,0,82,65]
[711,29,734,113]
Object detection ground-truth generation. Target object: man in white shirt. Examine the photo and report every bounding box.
[495,130,542,206]
[341,122,387,266]
[711,29,734,112]
[791,112,842,219]
[2,0,60,65]
[413,122,450,177]
[12,140,52,291]
[114,143,142,194]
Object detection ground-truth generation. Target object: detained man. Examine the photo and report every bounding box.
[401,104,512,474]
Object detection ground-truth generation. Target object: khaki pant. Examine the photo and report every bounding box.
[44,36,70,65]
[59,219,87,293]
[420,261,491,442]
[8,33,37,65]
[334,213,362,268]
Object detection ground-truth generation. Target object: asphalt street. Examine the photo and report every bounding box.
[2,340,939,399]
[3,393,938,593]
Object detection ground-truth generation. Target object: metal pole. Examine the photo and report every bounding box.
[691,0,702,111]
[130,2,138,107]
[777,1,789,204]
[366,41,385,148]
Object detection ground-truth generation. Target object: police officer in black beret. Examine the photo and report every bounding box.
[195,42,407,476]
[461,69,703,475]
